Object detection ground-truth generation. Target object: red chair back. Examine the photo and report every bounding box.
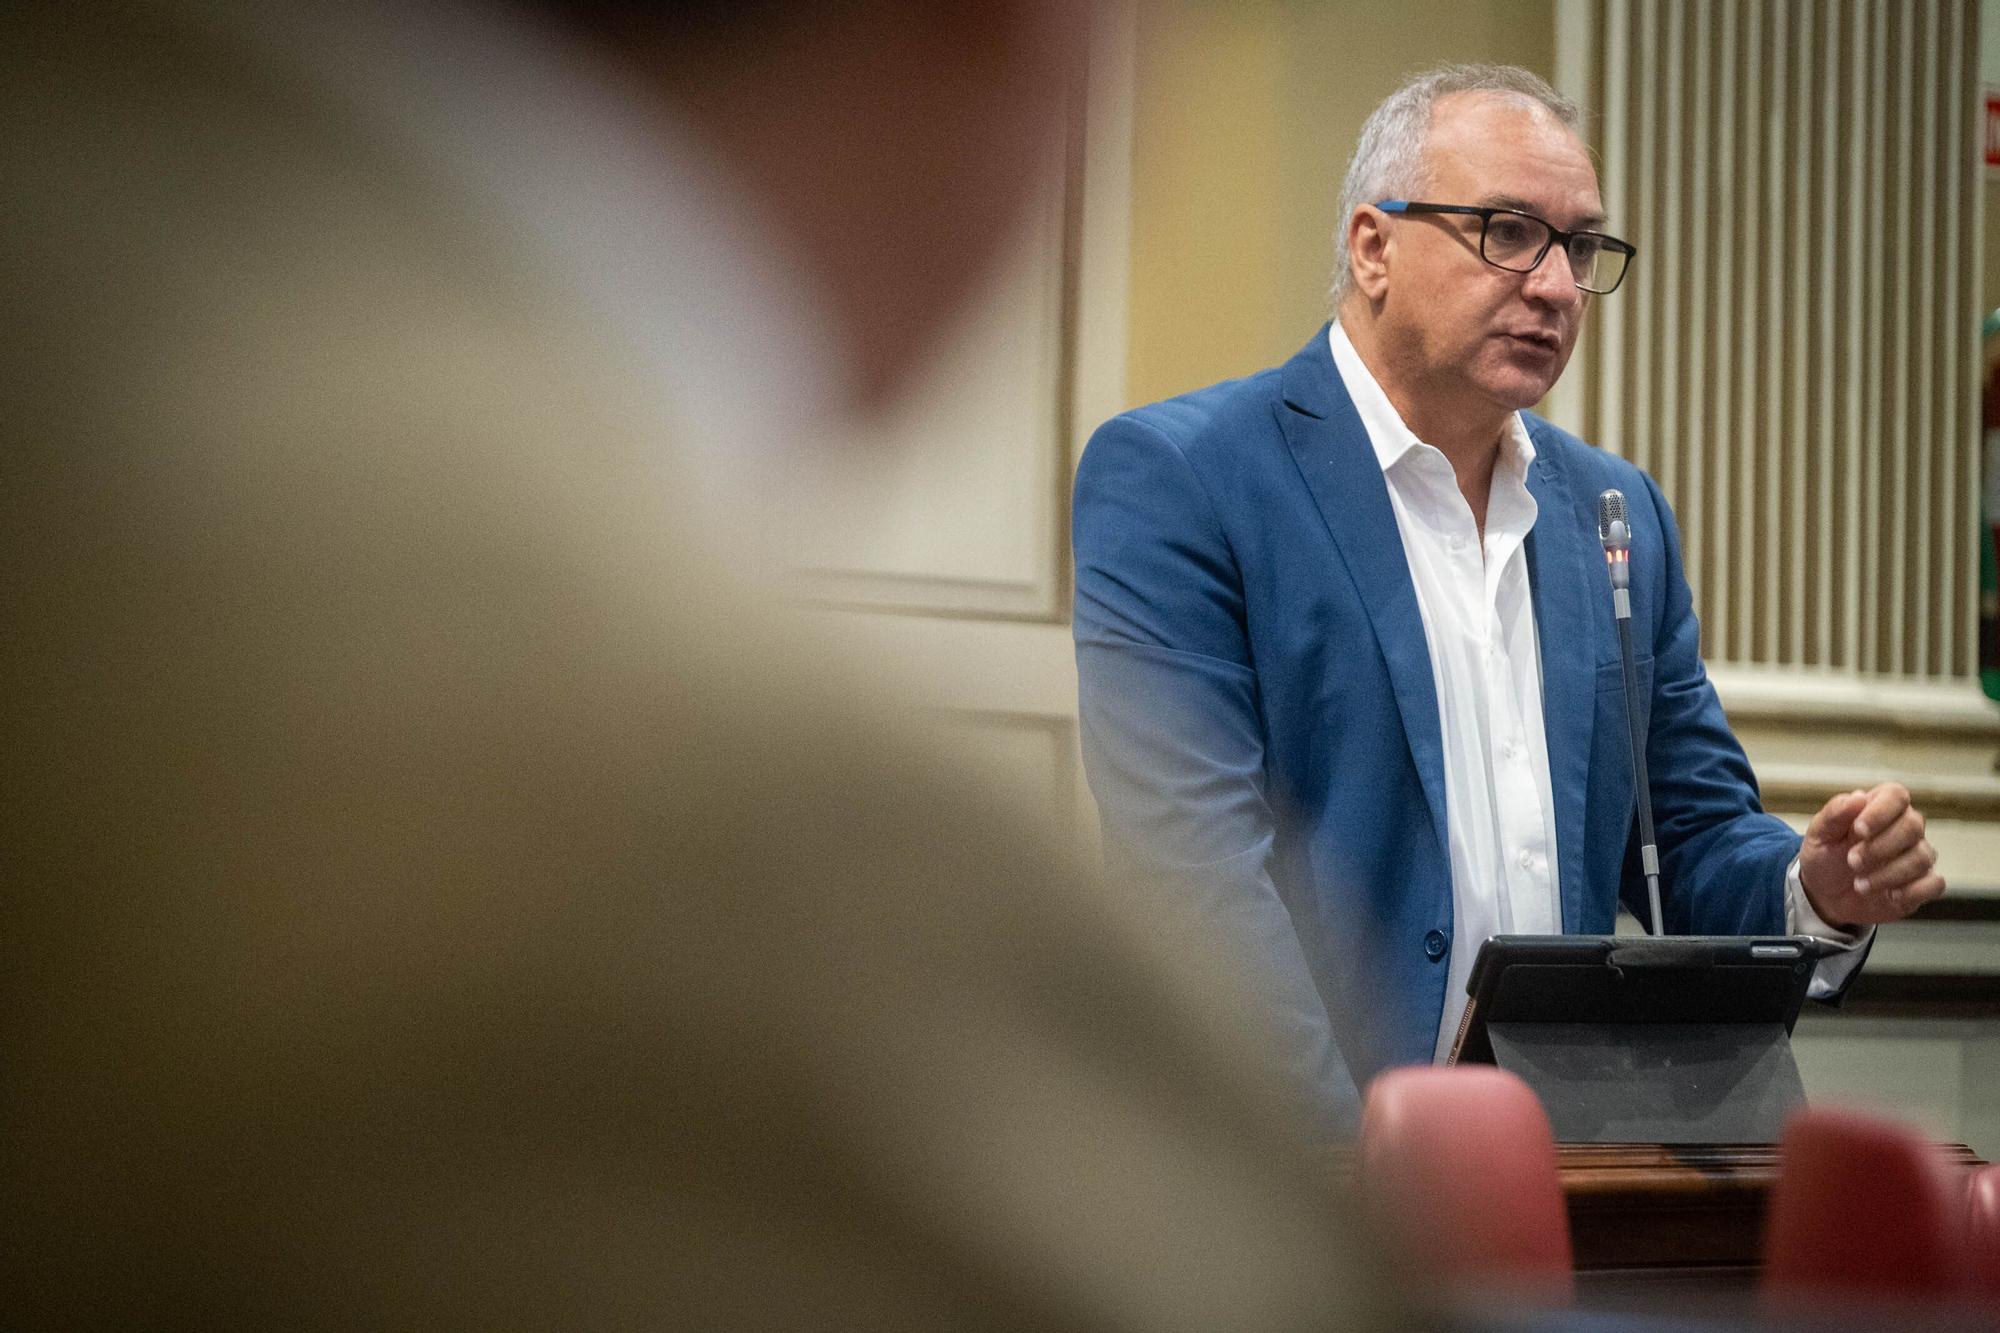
[1761,1107,1968,1307]
[1967,1163,2000,1299]
[1359,1065,1572,1302]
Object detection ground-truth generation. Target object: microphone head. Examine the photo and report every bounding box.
[1597,488,1631,550]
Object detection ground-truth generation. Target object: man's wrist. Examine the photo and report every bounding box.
[1788,856,1864,944]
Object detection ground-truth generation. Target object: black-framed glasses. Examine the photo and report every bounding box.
[1374,200,1637,295]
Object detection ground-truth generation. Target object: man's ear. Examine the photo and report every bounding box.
[1347,207,1391,303]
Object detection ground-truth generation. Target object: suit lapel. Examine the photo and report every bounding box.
[1522,426,1596,934]
[1276,330,1450,867]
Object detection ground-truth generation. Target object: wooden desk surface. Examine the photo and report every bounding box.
[1561,1141,1987,1272]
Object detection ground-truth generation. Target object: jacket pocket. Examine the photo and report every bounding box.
[1593,654,1654,696]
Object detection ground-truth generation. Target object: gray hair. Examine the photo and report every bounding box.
[1329,64,1582,309]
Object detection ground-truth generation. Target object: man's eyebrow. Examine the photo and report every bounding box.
[1481,194,1611,230]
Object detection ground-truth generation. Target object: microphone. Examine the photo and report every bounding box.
[1598,487,1631,595]
[1598,489,1664,937]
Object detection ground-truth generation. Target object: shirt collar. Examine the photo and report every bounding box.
[1327,322,1537,482]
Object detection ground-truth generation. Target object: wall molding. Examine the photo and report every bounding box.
[1711,664,2000,739]
[788,5,1135,624]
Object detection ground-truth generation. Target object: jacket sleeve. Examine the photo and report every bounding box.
[1073,412,1362,1138]
[1627,471,1803,936]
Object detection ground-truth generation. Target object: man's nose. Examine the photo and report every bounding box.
[1524,243,1585,307]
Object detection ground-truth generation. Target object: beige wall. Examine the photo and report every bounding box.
[1126,0,1555,407]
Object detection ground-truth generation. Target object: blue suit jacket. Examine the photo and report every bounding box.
[1073,327,1803,1134]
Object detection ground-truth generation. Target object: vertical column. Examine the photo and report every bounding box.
[1634,0,1660,481]
[1660,0,1687,506]
[1761,0,1790,665]
[1812,0,1840,666]
[1710,0,1739,658]
[1842,0,1868,673]
[1913,0,1941,677]
[1784,0,1815,666]
[1959,0,1985,679]
[1888,0,1916,676]
[1732,0,1765,665]
[1598,0,1630,458]
[1686,0,1712,621]
[1863,0,1888,674]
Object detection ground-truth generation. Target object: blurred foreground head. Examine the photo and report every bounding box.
[1,1,1404,1327]
[552,0,1088,409]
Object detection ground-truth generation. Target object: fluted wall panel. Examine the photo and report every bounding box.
[1577,0,1981,681]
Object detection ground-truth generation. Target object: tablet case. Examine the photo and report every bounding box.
[1448,935,1831,1144]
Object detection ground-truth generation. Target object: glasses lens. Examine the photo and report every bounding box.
[1572,237,1631,294]
[1480,211,1551,272]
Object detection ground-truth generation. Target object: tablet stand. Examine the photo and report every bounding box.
[1450,936,1822,1145]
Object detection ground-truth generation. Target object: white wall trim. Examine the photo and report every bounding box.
[1710,663,2000,737]
[1072,0,1137,470]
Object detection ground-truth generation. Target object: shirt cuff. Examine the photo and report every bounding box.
[1785,855,1873,998]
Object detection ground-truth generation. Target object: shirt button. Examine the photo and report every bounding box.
[1424,929,1448,960]
[1517,849,1534,870]
[1447,535,1466,554]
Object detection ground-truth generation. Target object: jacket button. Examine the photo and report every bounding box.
[1424,930,1448,960]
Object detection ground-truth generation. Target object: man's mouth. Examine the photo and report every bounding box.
[1500,330,1562,355]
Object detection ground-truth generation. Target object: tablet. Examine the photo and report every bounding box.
[1446,933,1832,1067]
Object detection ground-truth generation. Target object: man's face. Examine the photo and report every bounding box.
[1375,93,1605,414]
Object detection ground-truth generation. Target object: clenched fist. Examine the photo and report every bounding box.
[1798,782,1945,929]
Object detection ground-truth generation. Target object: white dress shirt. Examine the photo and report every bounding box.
[1327,325,1867,1061]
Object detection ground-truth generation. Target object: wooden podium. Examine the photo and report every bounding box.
[1560,1140,1987,1295]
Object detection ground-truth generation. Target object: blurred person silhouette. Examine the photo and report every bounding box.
[1,1,1409,1327]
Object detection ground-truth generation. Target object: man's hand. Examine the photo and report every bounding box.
[1798,782,1945,929]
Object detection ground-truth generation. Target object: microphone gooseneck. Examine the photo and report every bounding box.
[1598,488,1664,938]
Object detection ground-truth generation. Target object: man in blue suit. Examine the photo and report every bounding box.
[1073,65,1946,1136]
